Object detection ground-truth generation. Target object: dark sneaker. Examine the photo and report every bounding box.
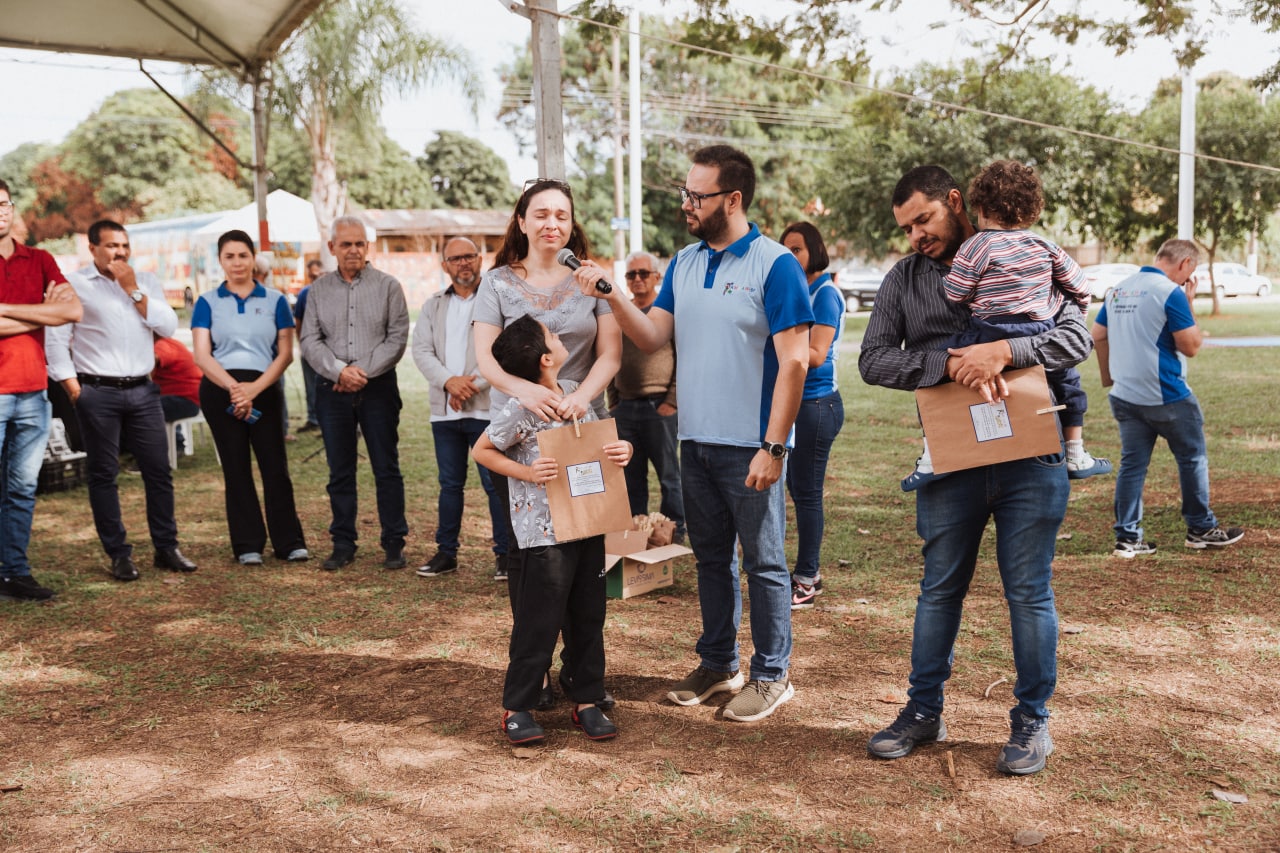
[572,705,618,741]
[558,672,616,711]
[154,548,197,572]
[996,710,1054,775]
[666,666,744,706]
[493,556,509,581]
[1185,525,1244,550]
[1113,539,1157,559]
[723,678,794,722]
[0,575,55,601]
[322,546,356,571]
[416,551,457,577]
[383,547,407,570]
[111,555,140,582]
[791,576,820,610]
[501,710,545,745]
[867,703,947,759]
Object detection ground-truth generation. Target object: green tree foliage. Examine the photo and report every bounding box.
[825,59,1143,256]
[499,14,858,257]
[343,129,439,210]
[59,89,245,214]
[268,0,479,247]
[420,131,515,210]
[0,142,55,213]
[1134,72,1280,312]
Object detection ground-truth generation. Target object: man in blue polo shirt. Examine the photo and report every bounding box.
[1092,238,1243,557]
[576,145,812,723]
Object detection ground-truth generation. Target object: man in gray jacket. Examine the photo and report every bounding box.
[411,237,510,579]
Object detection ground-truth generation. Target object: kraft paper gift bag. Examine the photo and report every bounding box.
[914,365,1064,474]
[536,418,634,543]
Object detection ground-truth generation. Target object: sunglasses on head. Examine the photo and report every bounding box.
[522,178,573,197]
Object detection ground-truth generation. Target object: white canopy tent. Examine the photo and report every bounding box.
[0,0,326,245]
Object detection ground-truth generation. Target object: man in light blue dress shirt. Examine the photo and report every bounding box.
[46,219,198,581]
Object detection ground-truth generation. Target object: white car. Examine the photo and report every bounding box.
[1080,263,1140,301]
[1195,262,1273,298]
[834,265,886,312]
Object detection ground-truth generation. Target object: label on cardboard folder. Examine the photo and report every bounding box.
[566,461,606,497]
[969,400,1014,442]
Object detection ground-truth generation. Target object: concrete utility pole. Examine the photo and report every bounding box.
[612,31,627,270]
[528,0,567,180]
[1177,69,1196,241]
[628,5,642,257]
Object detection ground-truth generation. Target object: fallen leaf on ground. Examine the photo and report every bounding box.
[1212,789,1247,804]
[1061,624,1085,634]
[877,694,902,704]
[1056,532,1073,540]
[838,558,853,565]
[1013,829,1046,846]
[656,596,680,605]
[511,747,542,760]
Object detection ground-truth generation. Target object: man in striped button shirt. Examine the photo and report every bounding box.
[859,165,1093,776]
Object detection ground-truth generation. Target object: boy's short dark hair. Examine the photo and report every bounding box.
[491,314,549,383]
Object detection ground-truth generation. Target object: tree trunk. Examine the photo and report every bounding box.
[308,107,345,269]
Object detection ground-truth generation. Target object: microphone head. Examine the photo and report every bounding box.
[555,249,581,270]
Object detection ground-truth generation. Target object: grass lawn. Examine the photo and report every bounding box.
[1,298,1276,851]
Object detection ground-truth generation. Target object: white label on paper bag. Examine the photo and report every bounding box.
[969,400,1013,442]
[566,461,606,497]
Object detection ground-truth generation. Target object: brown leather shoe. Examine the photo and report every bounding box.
[153,548,197,573]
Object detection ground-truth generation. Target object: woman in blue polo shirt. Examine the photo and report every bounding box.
[780,222,845,610]
[191,230,308,566]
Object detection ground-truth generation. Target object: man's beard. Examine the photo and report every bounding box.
[687,203,729,244]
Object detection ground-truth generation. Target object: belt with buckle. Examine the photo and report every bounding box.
[77,373,150,390]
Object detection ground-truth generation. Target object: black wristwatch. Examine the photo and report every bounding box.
[761,441,788,459]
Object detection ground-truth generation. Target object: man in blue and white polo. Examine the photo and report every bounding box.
[575,145,812,723]
[1092,238,1243,557]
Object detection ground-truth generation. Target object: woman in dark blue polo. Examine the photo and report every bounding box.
[780,222,845,609]
[191,230,308,566]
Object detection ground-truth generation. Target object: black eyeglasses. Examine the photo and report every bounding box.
[523,178,573,196]
[675,185,735,210]
[444,252,480,264]
[624,270,654,281]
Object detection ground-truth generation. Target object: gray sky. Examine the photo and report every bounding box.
[0,0,1275,183]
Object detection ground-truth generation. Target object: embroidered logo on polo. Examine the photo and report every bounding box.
[722,282,756,296]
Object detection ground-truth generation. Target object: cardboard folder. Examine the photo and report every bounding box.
[914,365,1064,474]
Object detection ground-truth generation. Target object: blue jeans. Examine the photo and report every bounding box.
[0,391,51,579]
[431,418,509,556]
[76,382,178,558]
[786,390,844,580]
[681,440,791,681]
[910,452,1069,720]
[1109,394,1216,541]
[615,396,685,534]
[315,372,408,552]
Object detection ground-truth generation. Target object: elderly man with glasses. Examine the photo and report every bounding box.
[608,251,685,543]
[411,236,511,579]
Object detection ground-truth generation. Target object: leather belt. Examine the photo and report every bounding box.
[77,373,150,389]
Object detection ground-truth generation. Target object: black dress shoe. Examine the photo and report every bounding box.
[111,555,140,582]
[154,548,197,573]
[322,546,356,571]
[383,547,407,570]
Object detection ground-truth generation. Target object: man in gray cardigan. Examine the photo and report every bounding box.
[411,237,511,579]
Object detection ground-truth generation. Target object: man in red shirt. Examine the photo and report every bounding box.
[152,335,202,423]
[0,178,83,601]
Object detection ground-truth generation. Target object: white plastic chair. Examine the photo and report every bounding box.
[167,412,220,470]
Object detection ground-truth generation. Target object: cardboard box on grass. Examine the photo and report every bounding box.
[915,365,1064,474]
[603,526,692,600]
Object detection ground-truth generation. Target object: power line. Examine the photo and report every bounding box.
[548,6,1280,177]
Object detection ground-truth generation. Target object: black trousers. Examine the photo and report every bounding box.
[503,535,607,711]
[200,372,306,558]
[75,381,177,558]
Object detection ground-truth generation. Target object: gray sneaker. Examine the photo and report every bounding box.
[867,702,947,759]
[723,678,794,722]
[1185,525,1244,549]
[1113,539,1156,559]
[666,666,744,706]
[996,710,1054,775]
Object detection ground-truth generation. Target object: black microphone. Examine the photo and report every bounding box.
[556,249,613,294]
